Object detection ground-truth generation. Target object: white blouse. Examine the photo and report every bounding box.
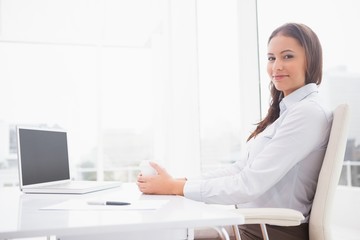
[183,83,333,221]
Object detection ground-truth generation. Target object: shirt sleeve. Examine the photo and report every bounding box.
[200,151,248,179]
[184,101,332,204]
[184,157,246,200]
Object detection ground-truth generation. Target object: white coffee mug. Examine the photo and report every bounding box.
[139,160,157,176]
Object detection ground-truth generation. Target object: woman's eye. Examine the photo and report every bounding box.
[268,56,275,61]
[284,55,294,59]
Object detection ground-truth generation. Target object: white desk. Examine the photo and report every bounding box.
[0,183,244,240]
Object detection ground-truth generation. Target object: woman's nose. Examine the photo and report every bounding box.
[273,59,283,71]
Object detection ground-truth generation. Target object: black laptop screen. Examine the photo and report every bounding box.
[18,128,70,185]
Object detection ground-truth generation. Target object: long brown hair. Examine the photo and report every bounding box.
[247,23,323,141]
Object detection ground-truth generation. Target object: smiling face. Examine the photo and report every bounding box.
[267,35,307,97]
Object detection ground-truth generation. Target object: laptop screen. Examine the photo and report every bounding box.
[18,127,70,186]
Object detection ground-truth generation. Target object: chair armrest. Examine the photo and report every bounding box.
[232,208,305,226]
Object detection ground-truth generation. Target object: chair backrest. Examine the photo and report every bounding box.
[309,104,350,240]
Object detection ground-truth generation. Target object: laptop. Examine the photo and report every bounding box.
[16,126,122,194]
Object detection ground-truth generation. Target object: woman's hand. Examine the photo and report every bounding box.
[137,162,185,196]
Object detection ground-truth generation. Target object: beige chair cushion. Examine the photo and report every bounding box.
[233,208,304,226]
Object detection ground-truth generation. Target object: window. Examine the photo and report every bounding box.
[197,0,261,171]
[0,0,161,185]
[0,0,261,187]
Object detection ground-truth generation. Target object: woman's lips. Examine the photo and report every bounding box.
[273,75,289,80]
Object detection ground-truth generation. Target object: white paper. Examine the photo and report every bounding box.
[41,199,169,211]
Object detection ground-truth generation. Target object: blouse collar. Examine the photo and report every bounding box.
[279,83,318,115]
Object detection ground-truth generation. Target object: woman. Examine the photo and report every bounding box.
[137,23,333,240]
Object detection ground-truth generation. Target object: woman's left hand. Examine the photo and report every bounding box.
[136,162,185,195]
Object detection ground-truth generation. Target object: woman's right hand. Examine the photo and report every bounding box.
[136,162,185,196]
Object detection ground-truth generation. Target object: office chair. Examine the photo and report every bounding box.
[231,103,351,240]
